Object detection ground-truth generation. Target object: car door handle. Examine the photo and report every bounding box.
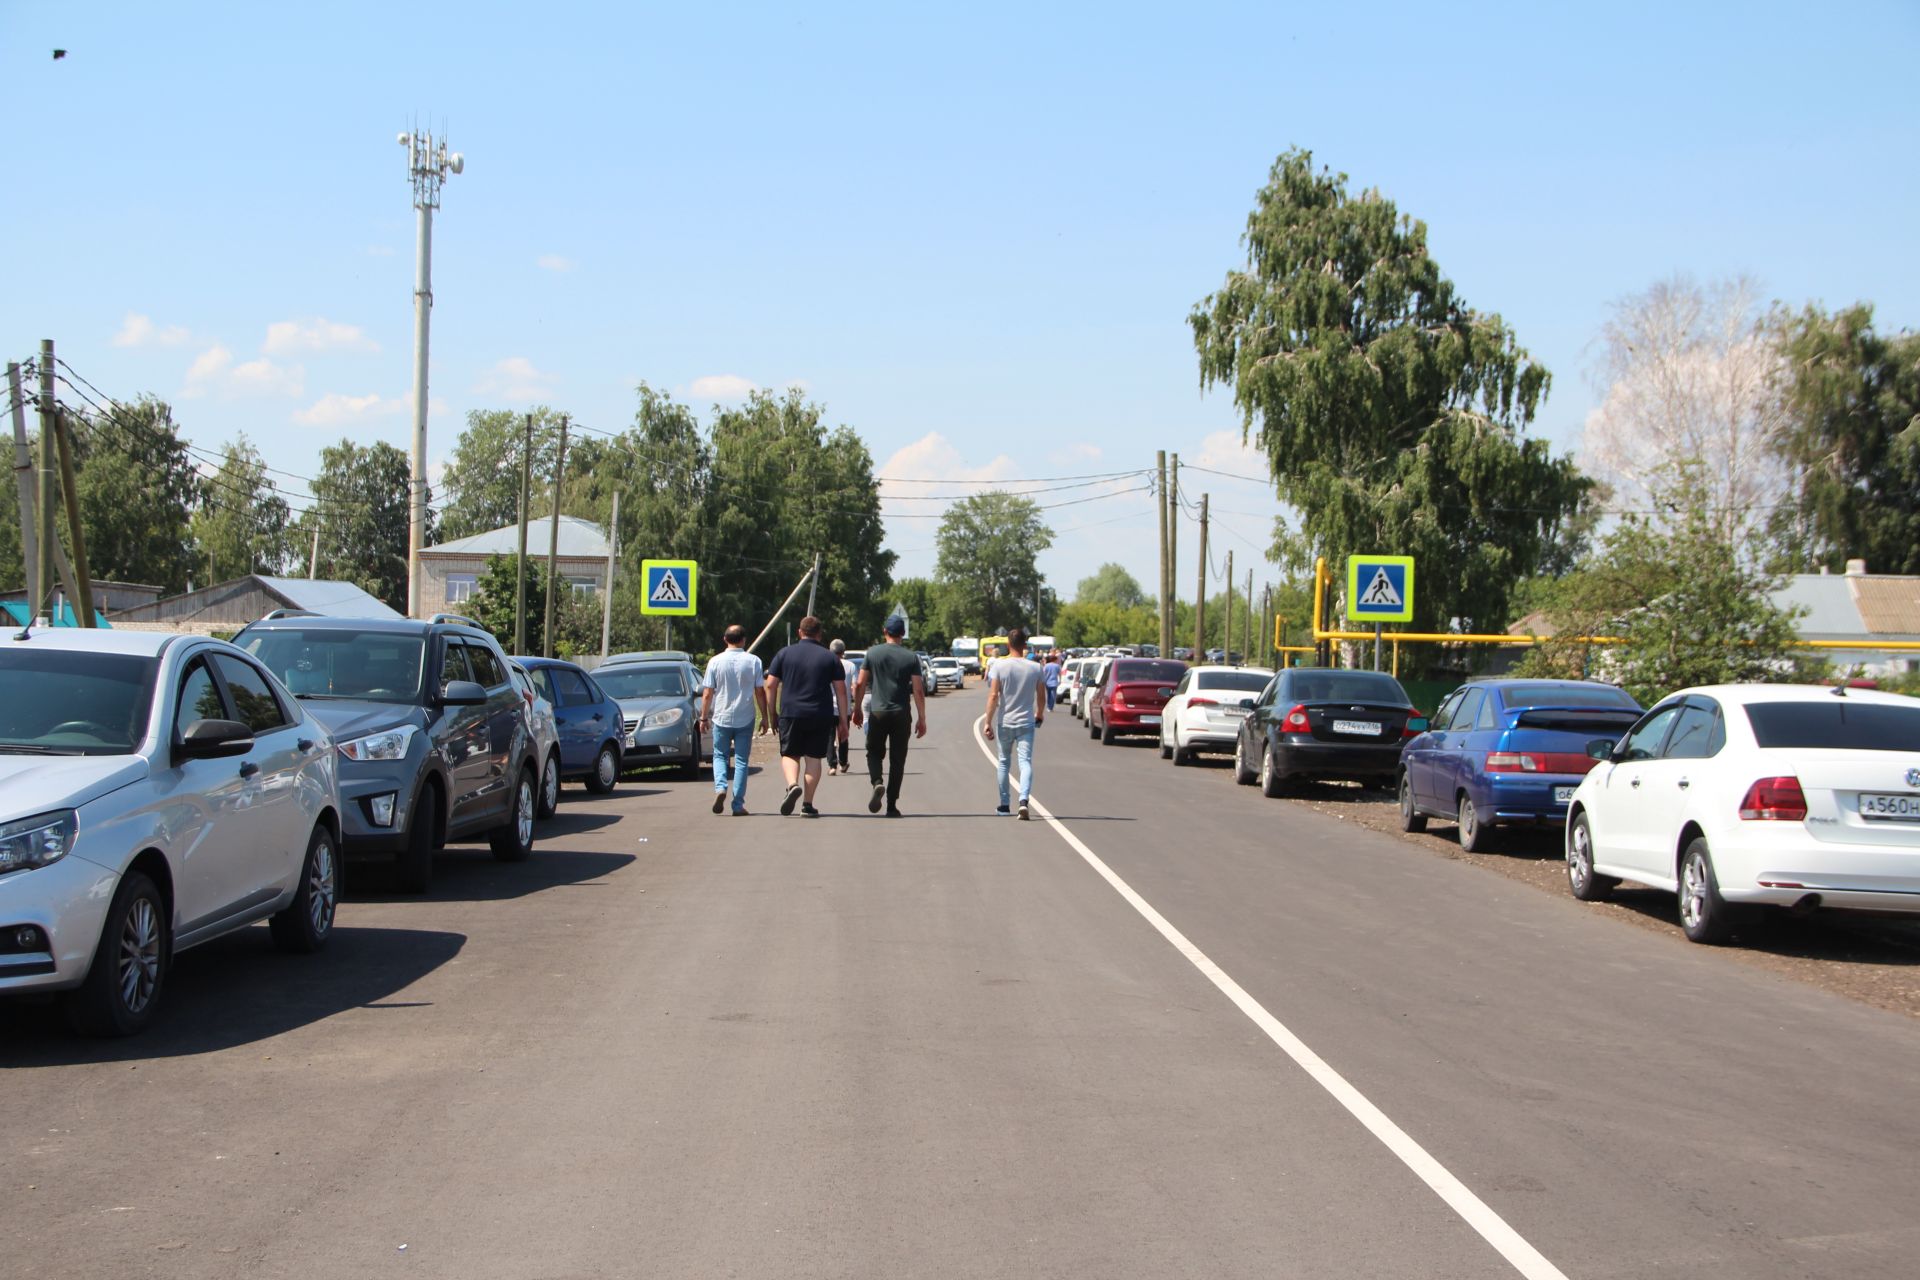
[297,738,315,752]
[1629,776,1641,788]
[239,761,260,779]
[1678,778,1690,790]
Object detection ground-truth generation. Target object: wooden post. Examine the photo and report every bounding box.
[1155,450,1168,657]
[543,414,568,657]
[1192,493,1208,659]
[36,341,56,618]
[6,363,36,609]
[515,412,533,654]
[52,409,96,626]
[1224,548,1234,664]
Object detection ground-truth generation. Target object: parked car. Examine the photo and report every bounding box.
[927,656,965,690]
[1073,657,1112,720]
[594,651,703,778]
[1233,667,1421,795]
[1160,665,1275,764]
[237,613,539,893]
[1565,684,1920,944]
[916,652,944,696]
[1399,679,1642,852]
[507,662,563,819]
[515,656,624,801]
[1057,659,1083,709]
[1089,658,1189,744]
[0,628,341,1035]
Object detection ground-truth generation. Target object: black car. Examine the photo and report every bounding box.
[1233,667,1422,796]
[236,613,541,892]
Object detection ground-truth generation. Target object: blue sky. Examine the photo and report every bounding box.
[4,1,1916,598]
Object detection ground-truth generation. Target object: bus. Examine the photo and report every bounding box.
[951,636,980,675]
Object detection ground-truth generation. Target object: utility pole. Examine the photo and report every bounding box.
[1155,450,1168,657]
[805,550,821,619]
[515,412,532,655]
[543,415,569,657]
[1245,568,1253,667]
[6,363,36,609]
[1224,548,1234,664]
[400,128,464,618]
[37,341,56,619]
[600,491,620,659]
[52,410,96,626]
[308,526,321,579]
[1192,493,1208,659]
[1167,454,1179,648]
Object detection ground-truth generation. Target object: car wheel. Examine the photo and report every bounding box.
[1232,735,1257,786]
[1100,716,1117,745]
[489,768,536,862]
[63,870,167,1037]
[1159,725,1173,760]
[397,783,440,894]
[1260,744,1285,798]
[1088,714,1099,740]
[679,730,703,781]
[585,743,619,795]
[270,824,338,953]
[537,751,561,820]
[1172,731,1193,767]
[1679,837,1740,944]
[1566,811,1617,902]
[1398,773,1427,833]
[1457,793,1493,853]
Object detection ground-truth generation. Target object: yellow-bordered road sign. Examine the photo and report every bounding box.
[1346,555,1414,623]
[641,560,698,616]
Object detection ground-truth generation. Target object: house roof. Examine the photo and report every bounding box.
[425,515,611,560]
[1771,575,1866,639]
[255,577,404,619]
[1849,576,1920,636]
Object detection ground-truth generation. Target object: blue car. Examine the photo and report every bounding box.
[514,657,626,798]
[1397,679,1642,851]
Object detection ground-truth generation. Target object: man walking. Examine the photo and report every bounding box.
[983,627,1047,820]
[1042,649,1062,711]
[851,615,926,818]
[764,615,848,817]
[698,624,768,816]
[830,638,856,774]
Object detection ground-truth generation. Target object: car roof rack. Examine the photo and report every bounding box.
[259,608,322,621]
[428,613,485,629]
[602,649,691,665]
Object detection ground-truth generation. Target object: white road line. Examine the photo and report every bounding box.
[971,715,1571,1280]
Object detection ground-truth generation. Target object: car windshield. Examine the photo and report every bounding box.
[1287,671,1409,704]
[596,664,688,699]
[1498,682,1637,709]
[241,629,425,702]
[1196,671,1273,694]
[0,649,158,754]
[1745,700,1920,751]
[1112,660,1186,684]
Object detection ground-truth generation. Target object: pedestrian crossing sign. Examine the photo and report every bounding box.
[1345,555,1414,623]
[641,560,698,616]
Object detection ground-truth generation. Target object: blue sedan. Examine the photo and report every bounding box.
[1397,679,1642,851]
[514,657,626,797]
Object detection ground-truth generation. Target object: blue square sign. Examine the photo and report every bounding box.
[1346,555,1414,623]
[641,559,698,617]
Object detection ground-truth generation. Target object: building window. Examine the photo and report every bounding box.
[568,577,599,597]
[446,574,478,604]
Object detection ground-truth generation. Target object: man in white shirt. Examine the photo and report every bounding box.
[699,625,770,815]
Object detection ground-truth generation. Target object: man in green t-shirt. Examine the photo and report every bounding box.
[851,616,927,817]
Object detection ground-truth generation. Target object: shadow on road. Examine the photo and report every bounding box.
[349,847,637,902]
[0,924,467,1064]
[1597,885,1920,964]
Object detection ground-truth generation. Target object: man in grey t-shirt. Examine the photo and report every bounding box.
[983,627,1047,819]
[699,625,769,815]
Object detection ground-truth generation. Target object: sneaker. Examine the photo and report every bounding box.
[712,792,726,815]
[781,785,802,816]
[868,784,885,814]
[996,805,1010,817]
[885,807,903,818]
[801,803,820,818]
[731,806,749,816]
[1017,802,1030,821]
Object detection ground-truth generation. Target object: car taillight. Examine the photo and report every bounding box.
[1740,776,1807,821]
[1112,692,1127,708]
[1281,704,1311,733]
[1188,696,1217,707]
[1485,751,1596,773]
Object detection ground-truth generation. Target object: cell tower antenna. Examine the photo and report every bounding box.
[397,121,465,616]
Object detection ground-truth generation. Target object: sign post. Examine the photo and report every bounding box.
[1344,555,1415,671]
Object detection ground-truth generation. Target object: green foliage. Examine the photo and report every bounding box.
[1190,149,1589,633]
[1053,599,1157,648]
[297,440,417,611]
[886,577,951,651]
[934,491,1053,634]
[466,554,602,658]
[438,407,568,541]
[190,436,294,582]
[1770,304,1920,574]
[68,397,200,592]
[1075,562,1150,609]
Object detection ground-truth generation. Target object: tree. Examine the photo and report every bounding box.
[1770,304,1920,574]
[934,491,1053,634]
[298,440,415,609]
[70,395,200,592]
[1075,562,1150,609]
[1190,149,1588,634]
[466,554,602,658]
[1583,275,1791,547]
[191,436,294,582]
[886,577,951,651]
[438,407,569,541]
[1052,600,1157,648]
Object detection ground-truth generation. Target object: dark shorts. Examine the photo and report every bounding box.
[778,715,836,760]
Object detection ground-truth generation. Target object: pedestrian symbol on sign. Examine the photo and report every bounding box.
[650,569,687,605]
[640,559,699,616]
[1359,567,1402,609]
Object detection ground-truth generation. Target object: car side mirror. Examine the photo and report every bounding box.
[1587,737,1619,762]
[439,679,488,706]
[1406,716,1429,734]
[1239,695,1257,709]
[177,718,255,760]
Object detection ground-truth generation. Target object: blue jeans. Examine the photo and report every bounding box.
[712,722,753,809]
[995,724,1035,808]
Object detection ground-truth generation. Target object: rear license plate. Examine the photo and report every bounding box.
[1553,786,1576,804]
[1859,793,1920,822]
[1333,719,1380,736]
[1139,715,1161,725]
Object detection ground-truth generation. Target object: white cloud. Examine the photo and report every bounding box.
[475,356,556,402]
[294,391,447,427]
[1192,429,1268,478]
[536,254,575,273]
[111,312,189,348]
[685,373,758,402]
[1048,441,1104,468]
[181,343,302,399]
[184,344,233,389]
[264,317,378,354]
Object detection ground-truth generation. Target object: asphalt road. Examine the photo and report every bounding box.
[4,682,1918,1279]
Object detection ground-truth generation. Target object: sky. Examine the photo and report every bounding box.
[4,1,1916,604]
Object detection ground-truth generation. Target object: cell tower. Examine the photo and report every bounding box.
[398,126,464,617]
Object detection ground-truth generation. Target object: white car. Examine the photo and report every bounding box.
[927,656,964,690]
[1073,657,1112,720]
[1565,683,1920,944]
[1057,659,1083,710]
[1159,665,1275,765]
[0,628,341,1035]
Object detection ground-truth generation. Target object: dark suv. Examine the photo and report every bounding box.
[235,614,539,892]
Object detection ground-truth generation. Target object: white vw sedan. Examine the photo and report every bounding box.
[1565,684,1920,944]
[0,628,341,1034]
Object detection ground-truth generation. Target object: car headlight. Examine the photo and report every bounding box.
[336,725,419,762]
[0,810,78,874]
[640,707,684,730]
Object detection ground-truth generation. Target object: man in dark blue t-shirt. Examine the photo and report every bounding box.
[764,614,849,817]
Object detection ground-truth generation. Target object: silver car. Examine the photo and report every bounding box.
[0,628,341,1036]
[593,652,703,779]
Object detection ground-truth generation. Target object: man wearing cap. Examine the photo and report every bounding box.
[851,615,926,817]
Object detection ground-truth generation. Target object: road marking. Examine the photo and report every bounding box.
[972,715,1569,1280]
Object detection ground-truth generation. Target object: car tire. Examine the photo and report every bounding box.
[1566,811,1617,902]
[1232,735,1257,786]
[1679,837,1740,944]
[1398,773,1427,833]
[1172,733,1194,767]
[537,750,561,820]
[678,730,703,781]
[585,743,619,795]
[490,767,536,862]
[270,824,338,954]
[397,783,440,895]
[1159,727,1173,761]
[1100,717,1117,745]
[1260,744,1285,798]
[63,870,167,1037]
[1457,793,1493,853]
[1088,715,1099,740]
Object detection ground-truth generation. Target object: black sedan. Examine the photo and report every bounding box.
[1233,668,1422,796]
